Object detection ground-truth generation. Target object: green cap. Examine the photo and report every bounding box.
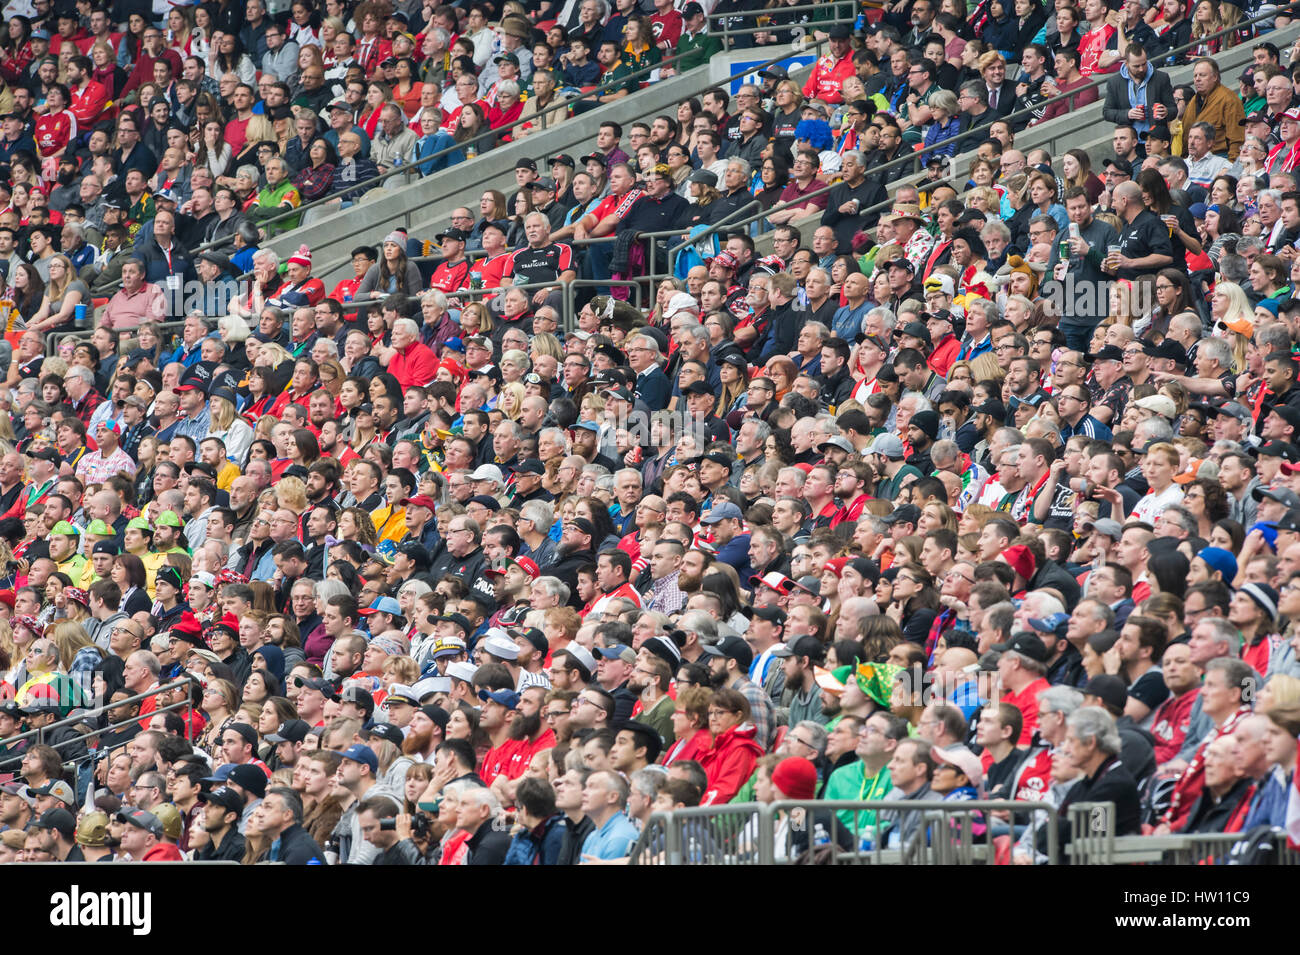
[50,520,79,537]
[85,519,113,536]
[126,517,153,533]
[854,662,903,709]
[155,510,183,529]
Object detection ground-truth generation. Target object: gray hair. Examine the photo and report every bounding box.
[967,296,1001,323]
[1037,685,1083,717]
[842,149,864,167]
[531,575,570,604]
[457,784,502,816]
[66,365,95,386]
[864,306,896,333]
[959,80,988,106]
[727,157,751,178]
[314,578,350,602]
[253,247,280,269]
[1132,417,1173,447]
[678,609,718,644]
[422,288,448,309]
[627,333,661,356]
[1197,336,1232,369]
[980,219,1011,242]
[393,317,420,338]
[496,79,519,99]
[793,720,829,756]
[1067,707,1122,757]
[128,650,161,678]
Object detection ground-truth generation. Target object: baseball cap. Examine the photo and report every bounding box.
[359,596,402,617]
[865,433,905,459]
[701,502,743,524]
[265,719,310,744]
[339,744,380,773]
[477,688,521,710]
[991,632,1050,663]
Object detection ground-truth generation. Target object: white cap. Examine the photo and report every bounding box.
[469,464,505,485]
[666,292,700,317]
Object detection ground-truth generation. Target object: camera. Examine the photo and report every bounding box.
[411,813,431,839]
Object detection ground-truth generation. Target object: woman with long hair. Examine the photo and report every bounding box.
[754,155,790,211]
[391,56,424,117]
[0,17,34,85]
[718,351,750,415]
[10,263,45,327]
[1061,148,1103,203]
[358,80,392,138]
[209,31,256,83]
[198,678,239,755]
[1138,166,1202,259]
[196,118,232,178]
[1142,268,1194,341]
[26,255,86,335]
[1250,254,1291,302]
[357,232,423,299]
[885,563,941,645]
[208,391,255,466]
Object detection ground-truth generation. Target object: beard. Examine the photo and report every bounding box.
[677,572,703,593]
[708,668,728,689]
[508,711,542,742]
[821,695,841,717]
[555,541,586,560]
[402,726,432,756]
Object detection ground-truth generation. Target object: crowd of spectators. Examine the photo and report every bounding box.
[2,0,1300,868]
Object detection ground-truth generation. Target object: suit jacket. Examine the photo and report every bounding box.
[1101,68,1176,130]
[985,80,1018,117]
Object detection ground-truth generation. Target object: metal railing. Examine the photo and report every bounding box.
[628,798,1067,865]
[711,1,856,48]
[3,675,199,785]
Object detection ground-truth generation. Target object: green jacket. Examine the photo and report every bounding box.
[677,31,723,73]
[823,760,893,831]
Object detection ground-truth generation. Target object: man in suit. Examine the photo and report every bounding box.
[981,53,1018,119]
[626,331,671,412]
[1100,46,1177,143]
[956,81,998,153]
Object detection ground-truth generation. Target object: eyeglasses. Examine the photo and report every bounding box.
[543,709,568,720]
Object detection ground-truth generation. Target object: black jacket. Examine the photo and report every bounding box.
[195,829,246,861]
[549,547,597,608]
[267,822,327,864]
[1029,559,1081,611]
[555,815,596,866]
[1044,755,1140,858]
[1101,68,1177,129]
[465,821,511,865]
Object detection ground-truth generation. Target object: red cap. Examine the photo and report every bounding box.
[513,556,540,579]
[0,590,16,610]
[823,557,850,578]
[214,612,240,632]
[172,611,202,636]
[401,495,437,510]
[771,757,819,800]
[1000,544,1036,581]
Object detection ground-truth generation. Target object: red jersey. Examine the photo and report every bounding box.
[34,111,75,157]
[480,738,528,784]
[801,51,854,104]
[1011,744,1054,802]
[650,10,683,49]
[1001,677,1050,745]
[330,277,362,303]
[1149,687,1199,765]
[430,258,471,293]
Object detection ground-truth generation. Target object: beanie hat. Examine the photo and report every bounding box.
[771,757,818,800]
[1194,546,1237,583]
[1000,544,1036,582]
[287,244,312,269]
[1239,582,1279,623]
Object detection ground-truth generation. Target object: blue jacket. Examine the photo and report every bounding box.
[1242,767,1291,829]
[714,533,755,583]
[503,813,566,865]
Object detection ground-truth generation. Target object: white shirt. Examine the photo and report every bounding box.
[1130,483,1183,525]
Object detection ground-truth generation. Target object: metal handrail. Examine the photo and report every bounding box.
[199,44,713,244]
[262,37,842,268]
[3,674,200,752]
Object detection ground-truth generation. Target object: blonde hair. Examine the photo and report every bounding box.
[276,476,309,513]
[244,114,275,147]
[45,254,75,301]
[530,332,563,360]
[498,381,526,419]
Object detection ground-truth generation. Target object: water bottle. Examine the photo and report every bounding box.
[813,823,829,846]
[855,13,865,33]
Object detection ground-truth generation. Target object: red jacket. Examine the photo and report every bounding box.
[69,79,111,127]
[662,727,711,766]
[801,51,854,104]
[388,339,440,389]
[699,722,764,805]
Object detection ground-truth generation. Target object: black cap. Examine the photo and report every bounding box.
[1082,675,1128,713]
[682,380,715,396]
[197,786,246,814]
[973,398,1006,420]
[265,719,311,744]
[828,23,852,39]
[991,632,1050,663]
[1142,339,1187,365]
[1085,345,1125,363]
[750,605,787,626]
[363,722,405,746]
[899,320,932,345]
[515,157,537,171]
[881,503,921,526]
[515,458,545,475]
[1102,156,1133,176]
[436,227,470,242]
[549,153,575,168]
[771,634,825,662]
[715,635,753,669]
[579,152,607,167]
